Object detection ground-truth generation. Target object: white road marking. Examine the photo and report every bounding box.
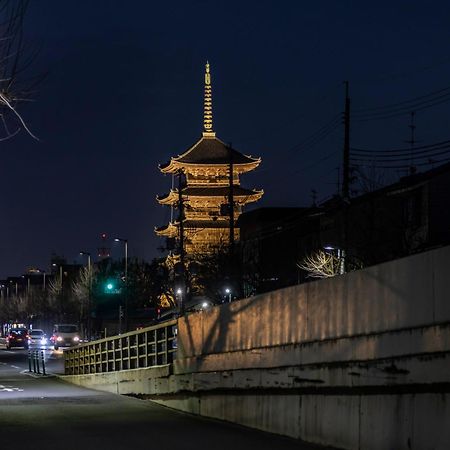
[10,365,19,369]
[0,384,23,392]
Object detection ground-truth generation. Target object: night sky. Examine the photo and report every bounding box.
[1,0,450,278]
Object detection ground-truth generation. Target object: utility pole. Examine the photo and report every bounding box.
[178,169,185,314]
[405,111,417,175]
[342,81,351,199]
[228,144,235,252]
[342,81,351,273]
[227,143,239,300]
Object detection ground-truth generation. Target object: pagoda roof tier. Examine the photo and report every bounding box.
[160,135,261,174]
[155,222,178,238]
[157,186,264,205]
[185,219,232,229]
[156,218,237,236]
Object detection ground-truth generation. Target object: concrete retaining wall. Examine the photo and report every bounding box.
[63,365,171,395]
[177,246,450,368]
[62,246,450,450]
[154,392,450,450]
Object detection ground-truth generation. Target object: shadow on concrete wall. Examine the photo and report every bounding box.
[179,246,448,370]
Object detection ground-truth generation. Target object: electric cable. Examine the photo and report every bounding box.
[350,139,450,154]
[353,86,450,113]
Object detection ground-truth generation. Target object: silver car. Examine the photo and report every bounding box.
[28,329,48,348]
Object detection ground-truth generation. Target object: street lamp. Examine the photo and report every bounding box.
[176,287,184,315]
[323,245,345,275]
[225,287,232,303]
[114,238,128,331]
[80,251,92,340]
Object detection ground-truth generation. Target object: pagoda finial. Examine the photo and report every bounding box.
[203,61,215,137]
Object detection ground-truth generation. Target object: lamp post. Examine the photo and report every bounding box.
[225,287,232,303]
[176,287,183,315]
[323,245,345,275]
[114,238,128,331]
[79,251,92,340]
[41,270,46,291]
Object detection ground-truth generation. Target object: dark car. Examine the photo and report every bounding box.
[6,328,29,349]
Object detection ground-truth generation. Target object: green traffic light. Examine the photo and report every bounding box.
[107,283,113,290]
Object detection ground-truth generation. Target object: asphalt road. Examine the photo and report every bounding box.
[0,345,329,450]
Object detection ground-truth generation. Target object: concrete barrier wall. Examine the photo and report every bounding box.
[63,365,171,395]
[154,392,450,450]
[178,246,450,362]
[62,246,450,450]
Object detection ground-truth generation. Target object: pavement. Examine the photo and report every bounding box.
[0,344,331,450]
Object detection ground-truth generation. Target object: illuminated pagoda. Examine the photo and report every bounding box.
[156,62,263,256]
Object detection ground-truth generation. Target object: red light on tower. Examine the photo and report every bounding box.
[98,232,111,259]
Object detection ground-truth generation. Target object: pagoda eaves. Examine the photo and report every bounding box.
[160,135,261,175]
[157,185,263,206]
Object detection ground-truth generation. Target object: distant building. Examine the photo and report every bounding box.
[239,162,450,295]
[320,161,450,267]
[156,62,263,256]
[238,207,321,296]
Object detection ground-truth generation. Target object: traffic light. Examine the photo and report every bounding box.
[104,280,117,294]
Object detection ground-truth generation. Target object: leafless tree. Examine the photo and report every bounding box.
[297,250,342,279]
[353,164,387,195]
[0,0,39,141]
[47,272,64,320]
[72,265,95,324]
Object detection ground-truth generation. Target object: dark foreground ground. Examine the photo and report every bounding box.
[0,346,332,450]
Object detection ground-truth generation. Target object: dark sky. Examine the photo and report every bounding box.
[1,0,450,278]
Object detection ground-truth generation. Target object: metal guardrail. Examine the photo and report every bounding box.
[64,320,177,375]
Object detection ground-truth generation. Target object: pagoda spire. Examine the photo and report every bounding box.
[203,61,215,137]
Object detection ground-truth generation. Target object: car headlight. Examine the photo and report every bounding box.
[73,336,80,342]
[41,338,48,345]
[56,336,63,342]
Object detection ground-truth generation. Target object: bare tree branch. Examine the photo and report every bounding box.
[297,250,342,279]
[0,0,39,140]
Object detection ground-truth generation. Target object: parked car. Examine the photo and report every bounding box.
[50,324,80,350]
[28,329,48,348]
[6,328,29,349]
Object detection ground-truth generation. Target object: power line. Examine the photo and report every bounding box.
[293,149,341,175]
[353,85,450,113]
[351,141,450,158]
[352,93,450,122]
[353,55,450,85]
[288,113,342,153]
[351,138,450,153]
[351,156,450,170]
[350,146,450,163]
